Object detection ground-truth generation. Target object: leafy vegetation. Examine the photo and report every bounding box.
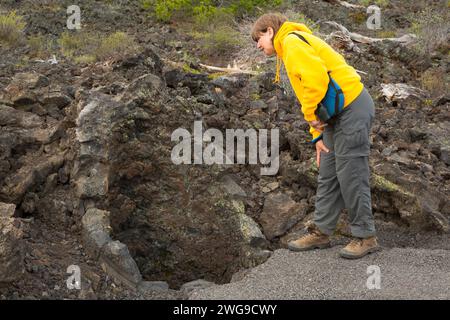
[141,0,283,59]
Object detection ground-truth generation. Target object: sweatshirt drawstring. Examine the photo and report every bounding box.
[274,56,281,84]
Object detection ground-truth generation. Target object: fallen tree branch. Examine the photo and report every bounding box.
[326,30,362,52]
[336,0,365,9]
[323,0,364,8]
[380,83,428,102]
[199,60,258,75]
[324,21,417,45]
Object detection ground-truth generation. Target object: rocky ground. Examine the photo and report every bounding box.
[0,0,448,299]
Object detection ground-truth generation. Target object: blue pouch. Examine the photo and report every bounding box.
[315,73,345,122]
[289,32,345,123]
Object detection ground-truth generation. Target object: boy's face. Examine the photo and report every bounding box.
[256,27,275,56]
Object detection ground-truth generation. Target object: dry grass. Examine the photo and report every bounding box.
[409,7,450,55]
[57,30,139,63]
[94,32,138,60]
[27,34,55,58]
[420,67,448,98]
[0,11,26,47]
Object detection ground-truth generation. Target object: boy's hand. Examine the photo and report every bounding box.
[309,120,327,133]
[315,140,330,168]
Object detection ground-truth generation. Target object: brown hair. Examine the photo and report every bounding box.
[251,13,287,43]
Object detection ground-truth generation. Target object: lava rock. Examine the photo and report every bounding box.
[260,192,308,240]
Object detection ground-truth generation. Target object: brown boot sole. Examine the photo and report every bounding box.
[339,246,381,259]
[288,241,331,252]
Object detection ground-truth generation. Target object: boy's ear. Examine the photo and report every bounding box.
[267,27,274,38]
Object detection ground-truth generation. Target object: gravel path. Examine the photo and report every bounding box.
[189,246,450,300]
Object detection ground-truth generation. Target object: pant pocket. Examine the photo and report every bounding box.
[345,126,367,149]
[335,125,370,157]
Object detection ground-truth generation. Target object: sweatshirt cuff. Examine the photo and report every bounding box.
[303,111,317,122]
[310,133,323,144]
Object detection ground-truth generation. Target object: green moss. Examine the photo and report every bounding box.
[231,200,245,215]
[310,159,319,174]
[214,198,228,209]
[207,72,228,80]
[251,93,260,101]
[372,174,413,196]
[182,63,201,74]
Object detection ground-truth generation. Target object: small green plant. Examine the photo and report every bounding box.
[27,34,55,58]
[0,11,26,46]
[207,71,228,80]
[95,31,137,60]
[192,25,243,56]
[182,63,201,74]
[424,99,433,107]
[251,93,261,101]
[57,31,94,58]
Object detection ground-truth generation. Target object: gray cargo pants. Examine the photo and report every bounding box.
[313,88,376,238]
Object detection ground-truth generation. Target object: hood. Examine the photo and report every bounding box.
[273,22,313,83]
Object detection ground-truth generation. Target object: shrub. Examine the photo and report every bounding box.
[420,67,448,97]
[57,31,94,58]
[27,34,55,58]
[58,30,138,63]
[141,0,192,22]
[95,32,138,60]
[226,0,283,18]
[408,8,449,55]
[0,11,26,46]
[140,0,283,59]
[191,25,242,56]
[141,0,283,22]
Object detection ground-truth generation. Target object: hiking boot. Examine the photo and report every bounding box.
[287,222,331,252]
[339,236,381,259]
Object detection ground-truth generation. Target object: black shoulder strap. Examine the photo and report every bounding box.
[289,32,342,98]
[289,32,328,73]
[289,32,311,46]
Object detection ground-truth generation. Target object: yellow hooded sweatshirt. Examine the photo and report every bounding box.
[273,22,364,142]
